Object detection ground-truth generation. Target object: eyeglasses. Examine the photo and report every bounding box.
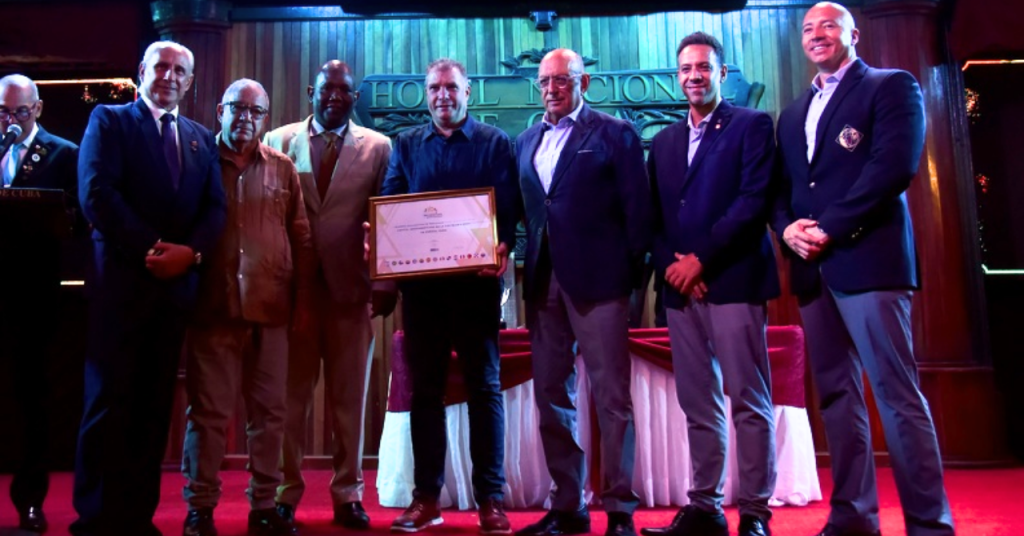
[223,101,268,120]
[534,75,579,90]
[0,103,38,123]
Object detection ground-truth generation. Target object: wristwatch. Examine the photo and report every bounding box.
[193,251,203,265]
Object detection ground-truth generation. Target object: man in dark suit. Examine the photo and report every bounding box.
[640,33,778,536]
[773,4,955,536]
[72,40,227,536]
[516,48,651,536]
[0,73,79,534]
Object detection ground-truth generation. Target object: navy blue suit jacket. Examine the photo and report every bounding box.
[78,98,226,310]
[649,100,779,308]
[517,104,652,303]
[773,59,925,296]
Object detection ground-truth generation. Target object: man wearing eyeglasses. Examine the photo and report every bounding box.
[516,49,652,536]
[0,73,79,534]
[178,78,314,536]
[264,60,393,531]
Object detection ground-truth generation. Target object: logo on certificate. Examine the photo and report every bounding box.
[836,125,863,152]
[423,206,443,218]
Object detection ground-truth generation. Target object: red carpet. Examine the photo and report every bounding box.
[1,468,1021,535]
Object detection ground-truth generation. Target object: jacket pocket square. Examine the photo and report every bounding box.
[836,125,863,152]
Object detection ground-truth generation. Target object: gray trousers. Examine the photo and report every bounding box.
[182,320,288,510]
[277,275,374,507]
[527,269,639,514]
[800,279,955,536]
[666,302,776,520]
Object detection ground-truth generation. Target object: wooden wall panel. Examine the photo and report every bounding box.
[224,7,816,133]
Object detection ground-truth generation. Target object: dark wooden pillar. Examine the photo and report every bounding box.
[150,0,231,130]
[857,0,1012,465]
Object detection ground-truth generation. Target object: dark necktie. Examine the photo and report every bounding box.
[161,113,181,190]
[317,132,339,200]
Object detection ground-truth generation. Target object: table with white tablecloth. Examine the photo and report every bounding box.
[377,328,821,510]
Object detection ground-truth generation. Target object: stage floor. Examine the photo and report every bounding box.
[0,467,1021,535]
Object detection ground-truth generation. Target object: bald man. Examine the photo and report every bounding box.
[264,60,393,530]
[0,73,79,534]
[516,49,652,536]
[772,4,954,536]
[180,78,314,536]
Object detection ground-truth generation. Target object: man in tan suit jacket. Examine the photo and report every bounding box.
[264,60,394,530]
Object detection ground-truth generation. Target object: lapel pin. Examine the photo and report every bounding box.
[190,140,199,152]
[31,153,40,162]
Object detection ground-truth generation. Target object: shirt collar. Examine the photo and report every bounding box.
[140,94,179,121]
[16,123,39,149]
[688,101,720,130]
[310,117,347,139]
[217,132,266,163]
[811,59,855,92]
[542,100,584,129]
[423,115,476,142]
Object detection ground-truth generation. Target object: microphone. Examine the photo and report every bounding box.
[0,124,23,161]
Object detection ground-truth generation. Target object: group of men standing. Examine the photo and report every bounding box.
[0,2,955,536]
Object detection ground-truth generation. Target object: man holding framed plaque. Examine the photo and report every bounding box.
[379,58,519,535]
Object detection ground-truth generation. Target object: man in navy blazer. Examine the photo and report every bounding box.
[72,41,227,536]
[0,74,80,534]
[516,48,651,536]
[773,4,954,536]
[641,33,778,536]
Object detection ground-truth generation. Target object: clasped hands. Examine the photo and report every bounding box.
[782,218,830,260]
[665,253,707,300]
[145,240,195,280]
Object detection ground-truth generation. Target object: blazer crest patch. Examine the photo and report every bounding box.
[836,125,863,152]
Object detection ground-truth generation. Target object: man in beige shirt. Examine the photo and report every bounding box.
[181,78,315,536]
[265,60,394,530]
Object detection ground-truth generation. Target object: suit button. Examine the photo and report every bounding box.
[679,199,686,206]
[809,182,816,189]
[544,199,551,206]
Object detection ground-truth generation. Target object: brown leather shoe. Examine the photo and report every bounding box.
[391,498,444,533]
[478,498,512,535]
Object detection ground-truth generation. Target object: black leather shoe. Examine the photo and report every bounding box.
[813,525,881,536]
[515,506,590,536]
[18,506,48,533]
[183,508,218,536]
[249,507,295,536]
[640,505,727,536]
[334,501,371,530]
[276,503,297,528]
[606,512,637,536]
[739,515,771,536]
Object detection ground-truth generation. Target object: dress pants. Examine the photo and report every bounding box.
[666,302,775,520]
[527,268,639,514]
[799,277,955,536]
[72,294,188,536]
[0,279,57,513]
[278,272,374,507]
[401,275,506,504]
[182,320,288,510]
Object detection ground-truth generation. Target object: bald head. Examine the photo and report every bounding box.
[802,2,859,75]
[218,78,269,154]
[0,74,42,143]
[308,60,358,130]
[537,48,590,124]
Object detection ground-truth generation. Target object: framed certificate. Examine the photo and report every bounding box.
[369,187,499,280]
